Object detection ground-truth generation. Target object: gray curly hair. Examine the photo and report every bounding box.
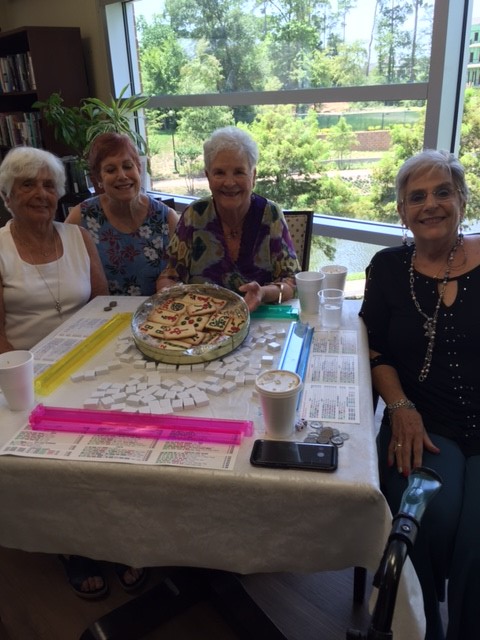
[0,147,66,199]
[203,126,259,172]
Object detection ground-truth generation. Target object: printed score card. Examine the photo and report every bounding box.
[300,329,360,423]
[0,425,239,470]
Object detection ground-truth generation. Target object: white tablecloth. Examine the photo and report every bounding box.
[0,296,425,639]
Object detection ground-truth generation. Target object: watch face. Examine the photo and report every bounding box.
[132,284,250,364]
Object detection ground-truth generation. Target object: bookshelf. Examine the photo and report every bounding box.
[0,26,89,159]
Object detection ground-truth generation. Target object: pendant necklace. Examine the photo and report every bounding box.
[222,217,246,241]
[13,225,63,316]
[408,235,463,382]
[223,225,242,240]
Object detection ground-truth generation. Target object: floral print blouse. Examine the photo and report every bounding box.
[79,195,170,296]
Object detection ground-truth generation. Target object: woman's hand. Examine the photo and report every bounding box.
[388,408,440,476]
[238,281,263,312]
[156,276,179,292]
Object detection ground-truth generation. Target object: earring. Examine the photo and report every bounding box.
[401,224,410,246]
[459,218,464,239]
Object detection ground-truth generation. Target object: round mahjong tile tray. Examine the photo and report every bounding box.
[131,284,250,364]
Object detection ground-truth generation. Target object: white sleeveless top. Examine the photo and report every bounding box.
[0,221,91,349]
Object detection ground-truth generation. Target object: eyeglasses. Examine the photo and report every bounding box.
[403,186,461,208]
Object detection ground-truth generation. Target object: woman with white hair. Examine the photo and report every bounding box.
[0,146,108,353]
[0,148,147,600]
[156,126,299,311]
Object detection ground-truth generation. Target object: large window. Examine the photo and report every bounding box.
[103,0,478,269]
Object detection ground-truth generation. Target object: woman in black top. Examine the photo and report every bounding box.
[360,149,480,640]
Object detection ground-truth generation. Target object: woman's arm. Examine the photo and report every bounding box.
[166,207,179,237]
[238,279,296,312]
[64,203,82,225]
[78,227,109,298]
[0,276,15,353]
[369,353,440,476]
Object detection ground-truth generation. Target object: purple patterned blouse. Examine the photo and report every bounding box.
[161,194,300,294]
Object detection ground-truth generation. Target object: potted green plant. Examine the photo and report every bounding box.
[33,85,150,192]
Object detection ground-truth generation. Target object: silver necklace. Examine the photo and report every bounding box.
[13,226,63,316]
[409,235,462,382]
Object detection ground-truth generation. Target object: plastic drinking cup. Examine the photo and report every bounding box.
[319,288,344,329]
[0,350,35,411]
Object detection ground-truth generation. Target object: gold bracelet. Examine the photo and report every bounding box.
[277,283,284,304]
[270,282,284,304]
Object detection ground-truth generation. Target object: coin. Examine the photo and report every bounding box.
[304,436,318,443]
[320,427,334,439]
[330,435,344,446]
[339,432,350,441]
[316,435,331,444]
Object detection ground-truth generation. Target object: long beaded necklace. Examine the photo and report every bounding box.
[409,235,463,382]
[12,225,63,316]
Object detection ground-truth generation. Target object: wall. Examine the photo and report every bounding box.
[355,130,391,152]
[0,0,111,101]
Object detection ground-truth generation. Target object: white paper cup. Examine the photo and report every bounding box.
[255,369,303,439]
[319,288,344,329]
[0,350,35,411]
[295,271,325,314]
[320,265,348,291]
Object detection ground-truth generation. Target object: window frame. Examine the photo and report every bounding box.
[99,0,475,250]
[102,0,473,155]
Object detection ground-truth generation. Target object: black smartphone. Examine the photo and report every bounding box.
[250,439,338,472]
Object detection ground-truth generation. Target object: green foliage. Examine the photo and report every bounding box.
[34,86,149,159]
[248,106,329,188]
[32,92,90,158]
[164,0,268,96]
[175,140,204,195]
[138,27,186,96]
[325,116,359,167]
[81,86,150,154]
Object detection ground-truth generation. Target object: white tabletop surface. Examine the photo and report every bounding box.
[0,296,425,639]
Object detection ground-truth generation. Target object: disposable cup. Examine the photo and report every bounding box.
[320,265,348,291]
[319,288,344,329]
[295,271,325,314]
[255,369,303,439]
[0,350,35,411]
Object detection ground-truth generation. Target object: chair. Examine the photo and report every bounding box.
[283,210,314,271]
[156,196,176,210]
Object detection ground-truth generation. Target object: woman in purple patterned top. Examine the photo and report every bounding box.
[156,126,299,311]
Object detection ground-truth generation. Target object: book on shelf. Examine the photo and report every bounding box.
[0,53,37,93]
[62,156,89,195]
[0,112,43,148]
